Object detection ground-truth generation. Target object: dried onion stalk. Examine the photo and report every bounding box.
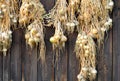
[75,32,97,81]
[9,0,19,27]
[0,0,19,56]
[19,0,45,26]
[66,0,80,33]
[20,0,46,62]
[75,0,114,81]
[50,21,67,50]
[46,0,114,80]
[48,0,68,55]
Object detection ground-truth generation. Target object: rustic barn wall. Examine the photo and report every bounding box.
[0,0,119,81]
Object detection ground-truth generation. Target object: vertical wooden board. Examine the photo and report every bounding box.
[67,33,80,81]
[21,29,26,81]
[0,54,3,81]
[3,51,10,81]
[22,28,37,81]
[29,48,37,81]
[37,40,54,81]
[116,0,120,8]
[37,27,54,81]
[23,47,37,81]
[10,29,22,81]
[104,30,113,81]
[112,18,120,81]
[97,0,114,80]
[97,30,113,81]
[54,43,67,81]
[38,0,55,80]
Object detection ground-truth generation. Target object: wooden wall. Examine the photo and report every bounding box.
[0,0,119,81]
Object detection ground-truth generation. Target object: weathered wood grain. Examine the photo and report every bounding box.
[20,29,37,81]
[21,29,26,81]
[104,30,113,81]
[23,47,37,81]
[112,1,120,81]
[37,40,54,81]
[67,33,80,81]
[37,27,55,81]
[37,0,55,81]
[3,51,10,81]
[54,45,68,81]
[0,54,3,81]
[97,30,113,81]
[112,18,120,81]
[10,29,22,81]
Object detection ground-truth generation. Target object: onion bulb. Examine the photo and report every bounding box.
[61,35,67,42]
[50,36,57,43]
[108,1,114,7]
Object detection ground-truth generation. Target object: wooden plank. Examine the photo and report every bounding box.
[97,30,113,81]
[54,46,68,81]
[67,33,80,81]
[21,29,37,81]
[104,30,113,81]
[0,54,3,81]
[37,27,54,81]
[3,51,10,81]
[10,29,22,81]
[114,0,119,19]
[37,0,55,81]
[112,18,120,81]
[23,46,37,81]
[37,40,54,81]
[116,0,120,8]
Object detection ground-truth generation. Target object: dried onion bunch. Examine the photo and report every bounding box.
[19,0,45,26]
[0,0,18,56]
[48,0,68,29]
[75,32,97,81]
[48,0,67,51]
[75,0,114,81]
[77,0,113,47]
[20,0,46,62]
[50,21,67,50]
[9,0,19,27]
[25,20,46,62]
[66,0,80,33]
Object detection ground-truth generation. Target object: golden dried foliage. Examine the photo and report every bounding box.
[45,0,114,81]
[0,0,19,56]
[20,0,46,63]
[0,0,114,80]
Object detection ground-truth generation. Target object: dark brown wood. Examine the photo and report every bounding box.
[54,45,68,81]
[21,29,37,81]
[23,47,37,81]
[21,29,26,81]
[104,30,113,81]
[116,0,120,8]
[67,33,80,81]
[10,29,22,81]
[112,18,120,81]
[3,51,10,81]
[37,27,55,81]
[37,40,54,81]
[0,54,3,81]
[112,1,120,81]
[97,30,113,81]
